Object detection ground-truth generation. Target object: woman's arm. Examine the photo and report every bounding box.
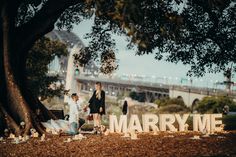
[99,91,105,112]
[64,94,72,106]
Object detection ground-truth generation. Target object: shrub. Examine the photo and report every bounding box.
[158,104,190,113]
[223,114,236,130]
[195,96,236,114]
[154,97,186,107]
[168,98,186,107]
[129,91,138,100]
[154,97,170,107]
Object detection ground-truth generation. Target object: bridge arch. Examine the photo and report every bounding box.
[177,96,183,100]
[169,89,206,107]
[192,98,200,111]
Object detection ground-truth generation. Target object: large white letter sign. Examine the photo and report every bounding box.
[142,114,159,132]
[109,113,224,133]
[211,114,222,132]
[175,114,189,131]
[159,114,176,131]
[193,114,211,132]
[128,115,143,132]
[109,115,128,133]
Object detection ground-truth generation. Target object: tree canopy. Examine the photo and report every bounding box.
[79,0,236,76]
[4,0,236,76]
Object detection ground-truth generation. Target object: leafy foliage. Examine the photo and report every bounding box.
[129,91,146,102]
[195,96,236,113]
[158,104,190,113]
[13,0,236,76]
[16,0,45,26]
[26,37,68,100]
[167,0,236,76]
[80,0,236,76]
[56,3,93,31]
[154,97,186,107]
[223,114,236,130]
[154,97,189,113]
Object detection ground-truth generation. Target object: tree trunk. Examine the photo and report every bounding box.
[0,104,21,135]
[0,4,56,136]
[2,7,34,135]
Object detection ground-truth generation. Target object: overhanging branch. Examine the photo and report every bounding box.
[16,0,84,54]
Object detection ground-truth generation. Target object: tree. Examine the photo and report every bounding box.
[129,91,138,100]
[223,68,233,91]
[129,91,146,102]
[167,0,236,76]
[26,37,68,101]
[0,0,91,135]
[0,0,235,135]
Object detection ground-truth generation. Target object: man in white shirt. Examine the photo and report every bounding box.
[66,93,80,135]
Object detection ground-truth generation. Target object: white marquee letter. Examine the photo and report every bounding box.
[211,114,222,132]
[175,114,189,131]
[128,115,143,132]
[109,115,127,133]
[142,114,159,132]
[193,114,211,132]
[159,114,176,131]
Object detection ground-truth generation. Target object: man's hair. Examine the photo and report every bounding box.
[71,93,77,98]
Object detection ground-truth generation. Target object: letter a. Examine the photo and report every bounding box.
[128,115,143,132]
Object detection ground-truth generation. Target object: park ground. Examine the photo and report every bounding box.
[0,131,236,157]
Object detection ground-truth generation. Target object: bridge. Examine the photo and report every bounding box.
[75,75,236,108]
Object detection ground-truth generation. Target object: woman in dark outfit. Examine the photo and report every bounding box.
[88,82,105,131]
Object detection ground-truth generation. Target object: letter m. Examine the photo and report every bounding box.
[109,115,127,133]
[193,114,211,132]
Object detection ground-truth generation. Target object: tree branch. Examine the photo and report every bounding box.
[16,0,84,54]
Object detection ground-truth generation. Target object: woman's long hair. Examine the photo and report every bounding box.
[95,82,102,100]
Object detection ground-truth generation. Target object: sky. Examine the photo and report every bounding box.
[72,18,227,89]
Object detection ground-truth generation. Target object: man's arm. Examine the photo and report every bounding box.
[64,90,72,105]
